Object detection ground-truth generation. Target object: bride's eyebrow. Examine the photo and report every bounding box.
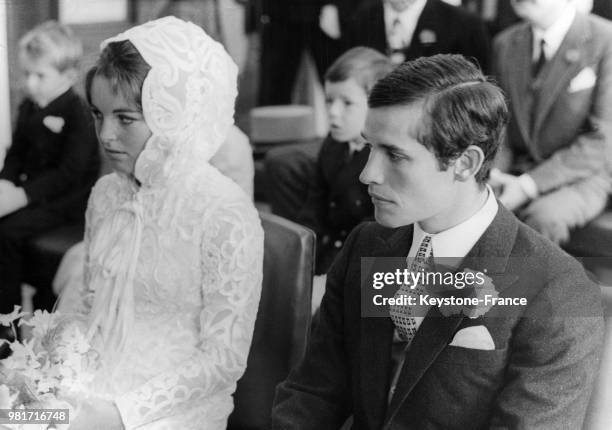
[113,108,141,114]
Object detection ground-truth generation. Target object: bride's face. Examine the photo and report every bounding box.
[90,75,152,178]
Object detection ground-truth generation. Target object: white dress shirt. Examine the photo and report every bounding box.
[531,4,576,62]
[410,185,499,262]
[384,0,428,50]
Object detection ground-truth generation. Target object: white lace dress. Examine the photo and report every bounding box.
[62,17,264,429]
[75,166,262,430]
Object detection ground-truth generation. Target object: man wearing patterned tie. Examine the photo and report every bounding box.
[272,54,603,429]
[491,0,612,244]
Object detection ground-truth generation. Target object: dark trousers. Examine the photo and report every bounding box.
[258,19,345,106]
[0,206,65,314]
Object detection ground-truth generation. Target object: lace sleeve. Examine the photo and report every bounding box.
[114,198,264,428]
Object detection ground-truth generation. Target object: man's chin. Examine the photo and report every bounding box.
[374,210,411,229]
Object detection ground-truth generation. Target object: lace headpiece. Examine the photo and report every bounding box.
[102,16,238,187]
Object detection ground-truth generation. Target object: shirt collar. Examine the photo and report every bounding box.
[384,0,427,28]
[532,4,576,61]
[409,185,498,263]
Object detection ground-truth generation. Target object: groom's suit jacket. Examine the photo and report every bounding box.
[345,0,491,72]
[272,205,604,429]
[493,13,612,195]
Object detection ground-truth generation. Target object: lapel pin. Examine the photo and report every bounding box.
[419,29,436,45]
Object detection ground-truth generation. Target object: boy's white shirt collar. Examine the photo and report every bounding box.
[35,82,73,108]
[384,0,428,48]
[531,4,576,62]
[409,185,498,262]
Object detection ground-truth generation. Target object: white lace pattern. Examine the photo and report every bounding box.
[69,17,263,429]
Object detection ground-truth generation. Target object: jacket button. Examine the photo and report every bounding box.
[19,173,28,182]
[355,199,361,206]
[334,240,343,248]
[329,201,337,208]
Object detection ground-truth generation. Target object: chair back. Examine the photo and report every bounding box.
[228,211,315,430]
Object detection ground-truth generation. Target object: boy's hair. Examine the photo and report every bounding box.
[324,47,393,94]
[19,20,82,72]
[85,40,151,112]
[369,54,508,184]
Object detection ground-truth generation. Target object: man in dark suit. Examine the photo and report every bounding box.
[272,54,603,429]
[491,0,612,244]
[257,0,362,105]
[346,0,491,71]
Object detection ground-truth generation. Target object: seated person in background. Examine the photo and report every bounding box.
[0,21,99,324]
[490,0,612,244]
[268,47,393,274]
[346,0,491,70]
[272,54,603,430]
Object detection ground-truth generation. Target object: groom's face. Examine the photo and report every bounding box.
[360,103,458,230]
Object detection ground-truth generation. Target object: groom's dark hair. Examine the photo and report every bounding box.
[369,54,508,184]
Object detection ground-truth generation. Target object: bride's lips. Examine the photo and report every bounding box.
[103,147,127,158]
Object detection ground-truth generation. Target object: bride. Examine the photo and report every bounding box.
[62,16,263,429]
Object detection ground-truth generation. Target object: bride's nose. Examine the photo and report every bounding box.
[98,119,118,145]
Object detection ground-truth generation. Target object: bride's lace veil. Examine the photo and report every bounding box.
[84,17,238,376]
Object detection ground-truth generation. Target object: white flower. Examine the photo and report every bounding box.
[0,306,26,327]
[19,310,60,339]
[0,384,17,408]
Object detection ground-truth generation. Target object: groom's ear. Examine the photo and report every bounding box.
[453,145,485,181]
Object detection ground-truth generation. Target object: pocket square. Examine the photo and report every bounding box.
[568,67,597,93]
[449,326,495,350]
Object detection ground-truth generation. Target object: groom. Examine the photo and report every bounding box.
[271,54,604,429]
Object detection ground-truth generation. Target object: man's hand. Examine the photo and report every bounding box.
[0,181,27,218]
[68,398,124,430]
[489,168,530,211]
[319,5,341,39]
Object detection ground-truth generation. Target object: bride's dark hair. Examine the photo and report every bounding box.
[85,40,151,111]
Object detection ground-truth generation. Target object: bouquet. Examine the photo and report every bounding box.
[0,306,99,430]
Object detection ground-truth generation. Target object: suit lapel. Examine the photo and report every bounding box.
[359,225,413,429]
[507,24,533,147]
[532,14,590,140]
[382,309,463,430]
[382,205,519,428]
[371,2,388,53]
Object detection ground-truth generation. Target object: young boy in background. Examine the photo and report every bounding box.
[269,47,392,274]
[0,21,99,327]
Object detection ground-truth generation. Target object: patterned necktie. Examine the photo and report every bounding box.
[389,235,434,343]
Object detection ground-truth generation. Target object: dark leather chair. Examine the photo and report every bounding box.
[228,211,315,430]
